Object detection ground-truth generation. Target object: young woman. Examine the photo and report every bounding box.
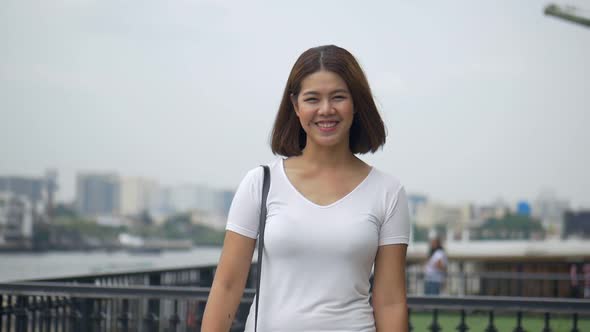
[202,45,410,332]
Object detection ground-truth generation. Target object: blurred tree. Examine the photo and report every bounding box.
[138,210,154,227]
[161,213,225,245]
[53,203,78,218]
[474,213,544,240]
[162,213,192,239]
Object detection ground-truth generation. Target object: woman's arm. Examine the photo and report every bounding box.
[201,231,256,332]
[372,244,408,332]
[435,257,445,271]
[434,250,447,273]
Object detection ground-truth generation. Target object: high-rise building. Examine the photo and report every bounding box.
[44,169,58,217]
[563,211,590,239]
[0,171,57,214]
[532,190,569,237]
[119,177,159,217]
[75,173,120,217]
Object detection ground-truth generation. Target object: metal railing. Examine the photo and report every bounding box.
[28,265,221,289]
[0,282,252,332]
[406,270,587,298]
[2,265,589,331]
[27,264,588,298]
[0,282,589,332]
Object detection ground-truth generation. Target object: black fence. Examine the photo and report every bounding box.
[1,265,589,331]
[0,282,589,332]
[0,282,250,332]
[25,264,588,298]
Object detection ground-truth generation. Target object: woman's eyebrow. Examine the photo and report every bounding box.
[302,91,319,96]
[330,89,349,95]
[301,89,349,96]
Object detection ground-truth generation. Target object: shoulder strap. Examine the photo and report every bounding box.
[255,165,270,332]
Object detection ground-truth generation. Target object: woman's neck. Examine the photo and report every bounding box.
[298,141,357,169]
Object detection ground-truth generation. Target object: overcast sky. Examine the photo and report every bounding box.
[1,0,589,208]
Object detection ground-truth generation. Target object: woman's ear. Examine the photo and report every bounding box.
[290,93,300,117]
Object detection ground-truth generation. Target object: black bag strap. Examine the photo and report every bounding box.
[255,165,270,332]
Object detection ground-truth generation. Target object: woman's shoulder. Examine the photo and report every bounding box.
[368,166,405,193]
[240,158,283,182]
[432,248,446,257]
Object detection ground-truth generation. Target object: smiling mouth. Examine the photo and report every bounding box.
[315,121,339,128]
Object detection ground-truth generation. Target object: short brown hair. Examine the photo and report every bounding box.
[271,45,386,156]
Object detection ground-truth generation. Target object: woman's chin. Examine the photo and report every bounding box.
[307,137,348,149]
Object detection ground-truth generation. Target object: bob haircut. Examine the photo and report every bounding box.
[271,45,386,156]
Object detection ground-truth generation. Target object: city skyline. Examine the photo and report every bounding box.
[1,1,589,209]
[0,167,576,214]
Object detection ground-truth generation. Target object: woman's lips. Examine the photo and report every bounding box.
[315,121,339,132]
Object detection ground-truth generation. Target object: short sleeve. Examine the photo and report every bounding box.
[434,250,447,266]
[225,167,264,239]
[379,186,411,246]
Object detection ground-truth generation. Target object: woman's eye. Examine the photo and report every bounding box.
[304,98,318,103]
[333,95,346,100]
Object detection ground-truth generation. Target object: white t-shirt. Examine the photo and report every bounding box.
[225,158,410,332]
[424,249,447,283]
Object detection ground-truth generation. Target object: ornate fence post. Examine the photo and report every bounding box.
[542,312,551,332]
[428,309,441,332]
[512,311,525,332]
[456,309,469,332]
[485,311,498,332]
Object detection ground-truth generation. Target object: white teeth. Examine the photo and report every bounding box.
[316,122,338,128]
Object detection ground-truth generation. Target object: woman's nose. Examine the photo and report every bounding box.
[318,99,335,115]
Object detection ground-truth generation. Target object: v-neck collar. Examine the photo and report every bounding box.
[279,158,374,209]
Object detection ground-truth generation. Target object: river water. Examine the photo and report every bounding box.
[0,247,223,282]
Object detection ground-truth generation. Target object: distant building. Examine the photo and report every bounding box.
[533,190,569,237]
[44,169,58,216]
[0,170,57,215]
[148,187,174,223]
[474,202,509,226]
[0,193,34,248]
[407,193,428,220]
[150,184,229,220]
[414,202,471,229]
[119,177,159,217]
[75,173,120,217]
[563,211,590,239]
[0,171,56,249]
[219,190,235,217]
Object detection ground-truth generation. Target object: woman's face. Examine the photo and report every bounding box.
[292,70,354,150]
[430,238,440,249]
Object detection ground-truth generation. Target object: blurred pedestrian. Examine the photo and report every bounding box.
[424,236,447,295]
